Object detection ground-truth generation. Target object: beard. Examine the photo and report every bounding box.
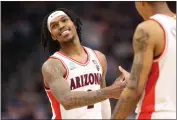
[59,35,75,44]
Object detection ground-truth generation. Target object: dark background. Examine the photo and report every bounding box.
[2,1,176,119]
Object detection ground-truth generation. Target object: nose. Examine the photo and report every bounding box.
[58,21,65,31]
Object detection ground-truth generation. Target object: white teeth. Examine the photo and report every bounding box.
[61,30,70,36]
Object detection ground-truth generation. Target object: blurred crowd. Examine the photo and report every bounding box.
[2,1,176,119]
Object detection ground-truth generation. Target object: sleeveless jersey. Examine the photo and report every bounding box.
[45,46,103,119]
[136,14,176,119]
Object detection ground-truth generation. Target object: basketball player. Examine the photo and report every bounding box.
[41,8,126,119]
[111,1,176,119]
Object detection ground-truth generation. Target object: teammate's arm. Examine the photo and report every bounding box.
[95,51,111,119]
[42,58,124,110]
[111,21,156,119]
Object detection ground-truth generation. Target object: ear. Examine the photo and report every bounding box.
[51,34,57,41]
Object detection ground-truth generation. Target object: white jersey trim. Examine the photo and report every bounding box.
[91,49,104,74]
[46,92,56,119]
[149,17,168,63]
[56,46,90,66]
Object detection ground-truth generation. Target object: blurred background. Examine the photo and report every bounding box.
[1,1,176,119]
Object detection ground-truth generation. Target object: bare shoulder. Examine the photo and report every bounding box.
[94,50,107,63]
[133,20,164,50]
[42,58,66,80]
[137,20,162,30]
[93,50,107,76]
[136,20,164,41]
[136,20,165,57]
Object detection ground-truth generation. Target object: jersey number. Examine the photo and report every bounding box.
[87,89,94,109]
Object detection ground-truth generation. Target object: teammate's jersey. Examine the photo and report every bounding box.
[136,14,176,119]
[45,47,103,119]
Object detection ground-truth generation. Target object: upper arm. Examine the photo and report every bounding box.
[42,58,70,100]
[94,51,107,88]
[127,21,156,95]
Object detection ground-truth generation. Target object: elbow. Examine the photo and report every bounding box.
[64,105,73,110]
[61,102,72,110]
[60,96,74,110]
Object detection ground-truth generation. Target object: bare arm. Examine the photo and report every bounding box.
[95,51,111,119]
[42,58,112,110]
[111,21,158,119]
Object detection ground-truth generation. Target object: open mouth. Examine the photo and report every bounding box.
[60,29,71,36]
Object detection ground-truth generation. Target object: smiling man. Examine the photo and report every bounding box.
[40,8,127,119]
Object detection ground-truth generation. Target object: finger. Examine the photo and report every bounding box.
[121,79,127,85]
[122,81,127,87]
[115,74,123,82]
[119,66,126,73]
[122,77,126,82]
[118,74,124,80]
[119,66,130,76]
[118,66,123,72]
[118,76,126,83]
[121,77,127,83]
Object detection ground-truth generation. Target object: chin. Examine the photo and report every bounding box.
[64,35,74,42]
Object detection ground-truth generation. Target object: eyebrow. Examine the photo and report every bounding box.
[50,16,68,26]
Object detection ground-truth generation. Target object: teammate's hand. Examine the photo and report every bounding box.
[109,75,127,99]
[118,66,130,81]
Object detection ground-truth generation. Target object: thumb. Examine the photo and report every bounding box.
[119,66,129,76]
[119,66,125,73]
[119,66,130,80]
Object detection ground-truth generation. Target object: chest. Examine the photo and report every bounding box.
[65,59,102,90]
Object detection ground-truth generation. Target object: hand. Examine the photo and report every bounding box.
[109,75,127,99]
[118,66,130,81]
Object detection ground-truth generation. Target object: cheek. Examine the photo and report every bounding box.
[51,30,60,39]
[71,25,77,35]
[51,29,57,35]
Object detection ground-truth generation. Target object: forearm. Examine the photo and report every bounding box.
[111,88,140,119]
[101,99,111,119]
[63,87,112,110]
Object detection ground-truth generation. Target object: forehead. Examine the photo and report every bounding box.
[50,15,69,24]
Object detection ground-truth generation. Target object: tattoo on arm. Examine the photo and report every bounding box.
[127,28,149,89]
[43,59,112,110]
[111,93,138,119]
[63,89,110,109]
[111,28,150,119]
[135,28,149,51]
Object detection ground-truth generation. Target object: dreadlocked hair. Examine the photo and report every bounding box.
[41,8,82,55]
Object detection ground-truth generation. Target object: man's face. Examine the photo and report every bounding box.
[50,15,77,43]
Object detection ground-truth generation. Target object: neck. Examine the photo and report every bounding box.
[59,36,84,56]
[150,3,175,18]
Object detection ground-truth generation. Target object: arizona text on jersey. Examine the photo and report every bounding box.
[45,47,103,119]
